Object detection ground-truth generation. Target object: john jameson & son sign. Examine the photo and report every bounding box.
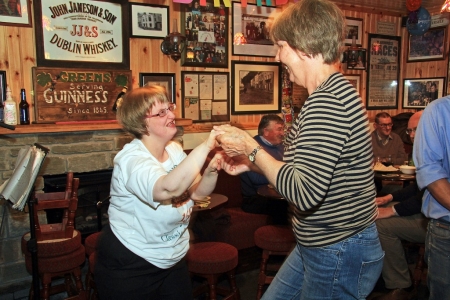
[32,67,131,123]
[38,0,125,65]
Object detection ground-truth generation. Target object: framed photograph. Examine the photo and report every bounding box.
[402,77,445,109]
[345,17,363,46]
[34,0,130,69]
[0,71,6,103]
[232,2,281,57]
[366,34,401,110]
[343,48,367,70]
[344,74,361,95]
[181,0,229,68]
[140,73,175,103]
[231,61,281,115]
[181,71,230,123]
[129,3,169,39]
[0,0,32,27]
[407,27,447,62]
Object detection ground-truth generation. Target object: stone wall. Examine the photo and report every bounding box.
[0,129,133,293]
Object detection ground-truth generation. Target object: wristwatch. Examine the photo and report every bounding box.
[248,146,263,163]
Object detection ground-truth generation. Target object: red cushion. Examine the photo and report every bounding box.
[186,242,238,274]
[21,230,82,257]
[215,207,270,250]
[254,225,296,252]
[84,232,101,257]
[23,245,86,274]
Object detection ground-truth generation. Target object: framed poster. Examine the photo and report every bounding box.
[0,71,6,103]
[366,34,401,110]
[34,0,130,69]
[345,17,363,46]
[407,27,447,62]
[140,73,175,103]
[402,77,445,109]
[232,2,280,57]
[181,0,228,68]
[129,3,169,39]
[181,71,230,123]
[0,0,32,27]
[344,74,361,95]
[231,61,281,115]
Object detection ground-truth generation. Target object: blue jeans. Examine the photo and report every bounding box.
[261,223,384,300]
[425,219,450,300]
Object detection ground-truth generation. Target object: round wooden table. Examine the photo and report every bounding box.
[257,185,284,200]
[192,193,228,211]
[374,171,416,188]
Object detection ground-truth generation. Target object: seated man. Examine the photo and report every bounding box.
[372,112,407,166]
[372,112,409,194]
[373,111,428,300]
[240,114,288,224]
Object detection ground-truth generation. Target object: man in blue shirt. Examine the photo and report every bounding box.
[240,114,287,224]
[373,111,427,300]
[414,96,450,300]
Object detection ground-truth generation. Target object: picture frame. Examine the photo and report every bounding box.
[0,71,6,103]
[407,27,447,62]
[402,77,445,109]
[232,2,281,57]
[180,0,229,68]
[345,17,363,46]
[231,61,281,115]
[366,34,401,110]
[140,73,175,103]
[181,71,230,123]
[343,48,367,70]
[34,0,130,69]
[129,3,169,39]
[0,0,32,27]
[344,74,361,95]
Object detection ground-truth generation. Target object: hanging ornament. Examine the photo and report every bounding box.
[406,6,431,36]
[406,0,422,12]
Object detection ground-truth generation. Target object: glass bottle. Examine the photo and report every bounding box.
[4,85,17,125]
[0,95,4,123]
[19,88,30,125]
[112,86,128,112]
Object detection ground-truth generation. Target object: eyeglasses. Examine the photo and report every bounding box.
[406,127,417,134]
[145,104,176,118]
[377,123,393,128]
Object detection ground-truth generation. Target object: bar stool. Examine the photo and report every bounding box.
[186,242,240,300]
[254,225,296,300]
[402,241,427,288]
[84,232,101,300]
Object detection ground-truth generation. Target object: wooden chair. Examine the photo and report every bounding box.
[21,172,85,300]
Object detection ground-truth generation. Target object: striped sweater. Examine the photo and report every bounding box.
[278,72,377,247]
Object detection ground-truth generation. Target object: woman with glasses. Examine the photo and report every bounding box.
[95,85,234,300]
[371,112,408,166]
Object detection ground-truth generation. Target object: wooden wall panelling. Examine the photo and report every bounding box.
[0,0,448,132]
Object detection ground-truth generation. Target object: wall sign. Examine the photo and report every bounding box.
[366,34,401,110]
[34,0,130,69]
[32,67,131,123]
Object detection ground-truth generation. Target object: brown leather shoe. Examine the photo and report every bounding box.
[372,288,417,300]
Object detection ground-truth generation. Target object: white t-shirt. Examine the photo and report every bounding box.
[108,139,194,269]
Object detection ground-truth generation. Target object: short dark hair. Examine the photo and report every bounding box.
[375,112,391,124]
[258,114,284,135]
